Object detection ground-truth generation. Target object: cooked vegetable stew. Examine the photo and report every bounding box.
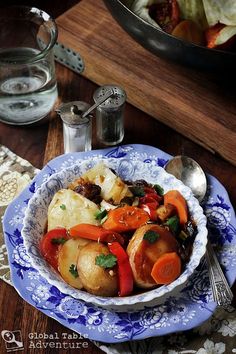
[40,162,197,297]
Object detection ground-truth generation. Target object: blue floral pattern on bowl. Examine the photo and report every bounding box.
[3,144,236,343]
[22,156,207,310]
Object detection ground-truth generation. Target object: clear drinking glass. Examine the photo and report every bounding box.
[0,6,58,125]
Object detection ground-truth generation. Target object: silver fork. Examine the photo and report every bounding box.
[205,242,234,307]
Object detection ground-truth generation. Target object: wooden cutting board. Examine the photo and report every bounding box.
[56,0,236,166]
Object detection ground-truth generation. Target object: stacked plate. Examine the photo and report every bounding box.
[3,144,236,343]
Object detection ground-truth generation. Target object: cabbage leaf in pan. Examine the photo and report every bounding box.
[131,0,236,48]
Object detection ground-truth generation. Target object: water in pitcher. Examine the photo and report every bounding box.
[0,47,57,124]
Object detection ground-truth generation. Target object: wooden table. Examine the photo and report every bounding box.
[0,1,235,353]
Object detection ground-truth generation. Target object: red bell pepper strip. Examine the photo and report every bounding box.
[108,242,133,297]
[144,187,163,201]
[139,195,159,209]
[139,193,159,221]
[140,204,158,221]
[39,227,69,270]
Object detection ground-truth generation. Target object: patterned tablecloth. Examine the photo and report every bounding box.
[0,145,235,354]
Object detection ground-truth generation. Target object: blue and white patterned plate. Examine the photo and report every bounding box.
[3,144,236,343]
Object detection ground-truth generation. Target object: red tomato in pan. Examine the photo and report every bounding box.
[148,0,180,33]
[39,228,69,270]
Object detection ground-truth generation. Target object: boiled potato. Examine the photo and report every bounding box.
[77,242,118,296]
[81,162,132,204]
[58,238,90,289]
[127,224,179,288]
[47,189,100,231]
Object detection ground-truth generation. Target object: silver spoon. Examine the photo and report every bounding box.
[165,155,233,307]
[67,89,115,119]
[81,88,114,118]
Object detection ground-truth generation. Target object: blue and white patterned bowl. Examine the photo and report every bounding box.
[22,157,208,311]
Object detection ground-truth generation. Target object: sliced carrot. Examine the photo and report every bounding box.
[151,252,181,285]
[102,206,150,233]
[69,223,124,245]
[164,190,188,225]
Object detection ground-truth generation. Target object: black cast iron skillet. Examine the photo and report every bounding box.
[103,0,235,74]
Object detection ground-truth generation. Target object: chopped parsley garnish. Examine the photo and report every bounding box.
[95,254,117,269]
[69,264,79,278]
[95,209,108,221]
[60,204,66,210]
[143,230,160,244]
[51,237,67,245]
[153,184,164,196]
[165,215,180,234]
[130,186,145,197]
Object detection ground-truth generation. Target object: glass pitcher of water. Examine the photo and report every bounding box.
[0,6,58,125]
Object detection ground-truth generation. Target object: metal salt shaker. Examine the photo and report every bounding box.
[56,101,92,153]
[93,85,126,145]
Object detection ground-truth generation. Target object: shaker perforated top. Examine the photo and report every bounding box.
[56,101,91,126]
[93,85,126,110]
